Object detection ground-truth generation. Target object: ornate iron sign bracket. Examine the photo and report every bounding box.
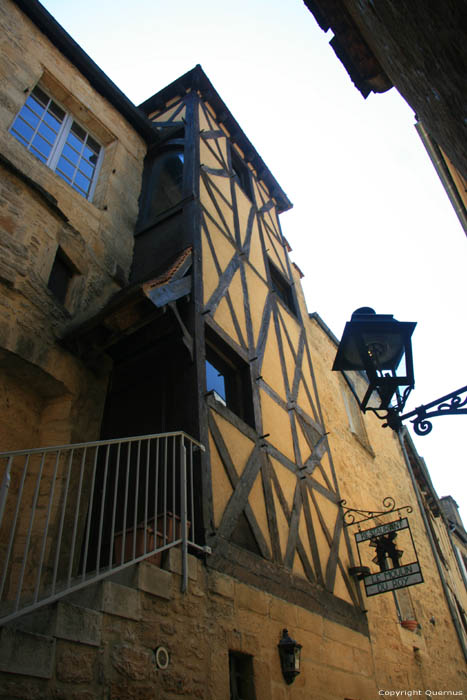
[340,496,413,528]
[381,385,467,435]
[342,498,423,597]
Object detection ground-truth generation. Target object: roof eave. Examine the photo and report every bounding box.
[140,65,293,213]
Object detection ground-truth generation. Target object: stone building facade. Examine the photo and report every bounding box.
[0,1,466,698]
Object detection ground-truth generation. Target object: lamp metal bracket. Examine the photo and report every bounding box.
[378,385,467,435]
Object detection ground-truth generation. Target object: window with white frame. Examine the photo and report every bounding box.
[10,85,103,201]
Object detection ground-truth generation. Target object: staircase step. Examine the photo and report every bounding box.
[10,601,102,647]
[0,627,55,679]
[65,580,141,620]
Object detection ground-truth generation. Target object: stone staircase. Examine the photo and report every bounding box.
[0,549,197,684]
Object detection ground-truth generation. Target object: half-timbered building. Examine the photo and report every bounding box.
[0,1,466,697]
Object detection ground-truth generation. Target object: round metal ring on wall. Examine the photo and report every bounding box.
[155,646,170,670]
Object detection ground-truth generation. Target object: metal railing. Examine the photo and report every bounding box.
[0,431,204,626]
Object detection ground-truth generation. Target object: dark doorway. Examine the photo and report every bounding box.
[83,316,197,572]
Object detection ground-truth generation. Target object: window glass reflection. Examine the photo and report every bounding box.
[146,149,184,221]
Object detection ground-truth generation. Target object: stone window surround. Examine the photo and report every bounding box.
[10,83,104,202]
[8,69,117,208]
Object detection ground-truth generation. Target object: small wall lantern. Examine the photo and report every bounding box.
[278,628,302,685]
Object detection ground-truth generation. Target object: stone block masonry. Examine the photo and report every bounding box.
[0,557,380,699]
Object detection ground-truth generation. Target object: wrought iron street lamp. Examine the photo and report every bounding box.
[333,308,467,435]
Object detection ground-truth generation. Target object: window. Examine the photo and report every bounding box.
[341,385,372,453]
[205,332,254,427]
[137,141,185,230]
[268,259,296,315]
[231,149,254,201]
[48,247,76,305]
[145,148,184,220]
[229,652,256,700]
[10,85,102,200]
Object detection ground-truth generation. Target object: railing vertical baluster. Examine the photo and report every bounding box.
[0,455,29,601]
[144,438,150,554]
[120,441,132,565]
[189,441,195,545]
[82,445,99,580]
[0,455,13,530]
[132,440,141,560]
[51,449,74,595]
[172,436,176,543]
[108,442,121,568]
[34,450,61,602]
[154,437,159,552]
[181,436,188,593]
[0,432,204,625]
[67,447,87,587]
[96,444,111,575]
[15,451,46,610]
[163,437,167,544]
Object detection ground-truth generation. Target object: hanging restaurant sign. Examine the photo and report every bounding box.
[355,518,423,596]
[341,498,424,597]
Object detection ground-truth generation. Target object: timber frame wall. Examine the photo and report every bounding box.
[139,69,367,635]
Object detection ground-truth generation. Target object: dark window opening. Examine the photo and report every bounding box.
[268,260,296,315]
[205,332,254,428]
[48,247,75,304]
[147,149,184,219]
[231,149,254,202]
[229,652,256,700]
[138,140,185,230]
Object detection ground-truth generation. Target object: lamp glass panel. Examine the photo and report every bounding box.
[343,371,388,411]
[361,330,405,371]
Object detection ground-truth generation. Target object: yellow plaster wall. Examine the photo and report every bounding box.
[198,98,354,611]
[260,391,295,463]
[209,431,233,528]
[149,99,186,123]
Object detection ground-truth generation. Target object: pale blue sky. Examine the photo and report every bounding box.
[41,0,466,520]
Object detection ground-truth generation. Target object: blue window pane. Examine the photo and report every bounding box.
[12,118,34,145]
[78,158,93,178]
[67,131,84,152]
[83,145,97,162]
[72,182,87,197]
[21,105,40,130]
[43,110,62,132]
[31,133,52,160]
[74,170,91,195]
[25,98,47,122]
[62,143,79,165]
[85,136,101,157]
[206,360,226,401]
[38,120,56,145]
[56,156,75,182]
[30,148,48,164]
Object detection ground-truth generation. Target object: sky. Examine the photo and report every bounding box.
[40,0,466,521]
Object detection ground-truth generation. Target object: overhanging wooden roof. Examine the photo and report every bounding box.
[139,65,293,214]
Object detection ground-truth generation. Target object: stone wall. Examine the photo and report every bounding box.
[0,0,146,448]
[305,311,467,692]
[0,553,379,700]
